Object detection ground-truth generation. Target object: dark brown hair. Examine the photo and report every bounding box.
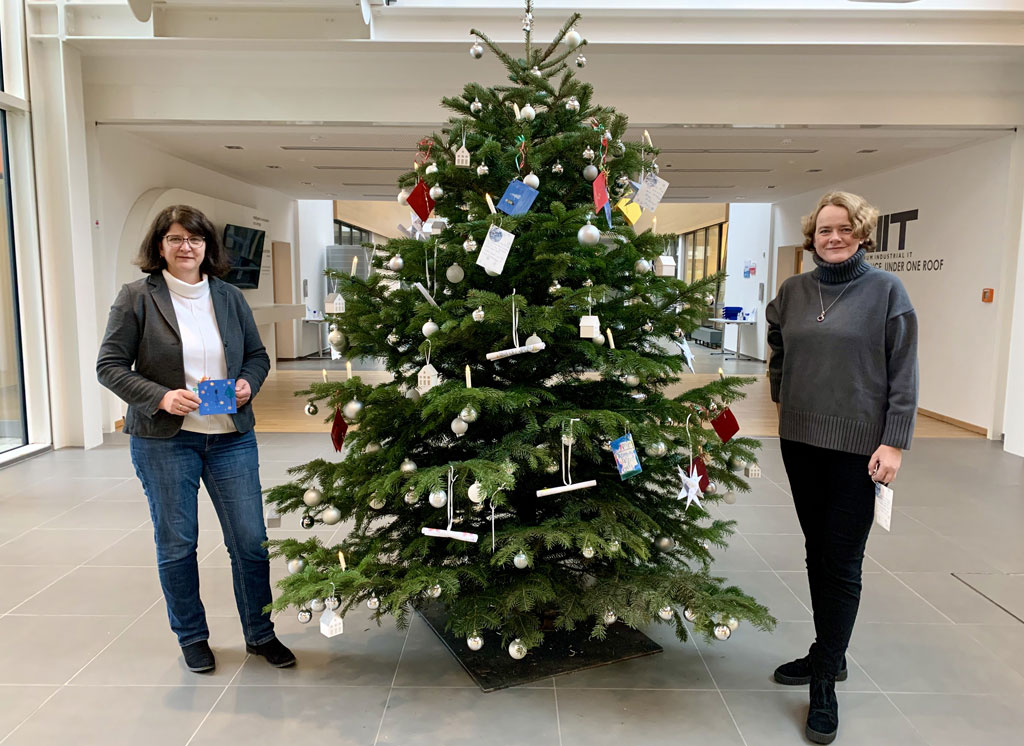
[135,205,231,277]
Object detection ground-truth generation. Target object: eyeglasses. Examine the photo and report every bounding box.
[164,235,206,249]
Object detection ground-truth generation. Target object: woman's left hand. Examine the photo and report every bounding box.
[868,444,902,484]
[236,378,252,407]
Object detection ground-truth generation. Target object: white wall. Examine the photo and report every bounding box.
[771,136,1016,435]
[296,200,336,357]
[723,203,772,361]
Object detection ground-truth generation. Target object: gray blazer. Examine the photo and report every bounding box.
[97,272,270,438]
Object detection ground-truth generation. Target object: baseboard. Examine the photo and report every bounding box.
[918,407,986,436]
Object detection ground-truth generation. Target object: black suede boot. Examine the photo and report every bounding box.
[806,672,839,744]
[181,640,215,673]
[774,644,848,685]
[246,637,296,668]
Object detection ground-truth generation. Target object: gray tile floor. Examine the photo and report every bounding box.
[1,434,1023,745]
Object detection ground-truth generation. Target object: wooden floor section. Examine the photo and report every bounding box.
[252,368,981,439]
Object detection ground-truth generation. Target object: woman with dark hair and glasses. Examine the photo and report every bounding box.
[97,205,295,673]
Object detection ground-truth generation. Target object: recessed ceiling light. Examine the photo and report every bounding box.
[224,145,243,150]
[857,149,878,154]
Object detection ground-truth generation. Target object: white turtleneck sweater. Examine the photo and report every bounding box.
[162,270,237,434]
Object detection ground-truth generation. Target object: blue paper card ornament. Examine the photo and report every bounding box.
[197,378,237,415]
[610,433,643,480]
[496,180,539,216]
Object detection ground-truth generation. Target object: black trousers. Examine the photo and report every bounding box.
[780,438,877,678]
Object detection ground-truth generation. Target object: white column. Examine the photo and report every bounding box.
[1001,129,1024,456]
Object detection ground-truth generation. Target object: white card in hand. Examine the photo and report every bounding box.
[874,482,893,532]
[632,173,669,212]
[476,226,515,275]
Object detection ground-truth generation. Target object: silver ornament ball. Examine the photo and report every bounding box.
[565,96,580,113]
[582,146,596,161]
[427,584,442,599]
[326,596,341,611]
[575,53,587,68]
[705,482,718,495]
[658,606,674,621]
[304,402,319,416]
[476,163,489,176]
[367,596,380,610]
[603,610,617,625]
[297,608,313,624]
[451,417,469,437]
[714,624,732,641]
[343,399,363,422]
[683,608,697,622]
[470,41,483,59]
[287,557,306,575]
[446,263,465,283]
[303,487,323,507]
[386,332,399,345]
[646,441,668,458]
[310,597,326,612]
[642,321,654,333]
[634,258,652,274]
[608,539,621,552]
[400,458,418,474]
[467,634,484,651]
[404,490,419,505]
[549,281,561,294]
[552,161,564,174]
[470,98,483,114]
[582,545,596,559]
[369,495,386,510]
[472,306,485,322]
[321,506,342,525]
[429,185,444,201]
[508,639,527,660]
[577,223,601,245]
[726,616,740,631]
[328,329,345,350]
[301,514,315,529]
[513,551,529,569]
[460,405,479,423]
[365,442,381,454]
[463,236,478,252]
[655,536,675,552]
[388,255,404,272]
[429,489,448,508]
[397,188,411,206]
[583,164,600,182]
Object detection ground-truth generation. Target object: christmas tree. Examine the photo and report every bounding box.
[266,2,774,659]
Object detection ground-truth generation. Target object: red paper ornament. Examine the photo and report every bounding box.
[592,170,609,213]
[691,456,710,492]
[331,407,348,452]
[711,407,740,443]
[406,178,435,222]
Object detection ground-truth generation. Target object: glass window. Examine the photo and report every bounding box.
[706,225,720,276]
[0,111,27,453]
[693,228,706,282]
[684,234,695,283]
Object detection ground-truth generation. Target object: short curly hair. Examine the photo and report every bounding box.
[135,204,231,276]
[801,191,879,252]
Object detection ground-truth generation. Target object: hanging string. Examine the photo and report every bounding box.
[432,243,438,295]
[562,418,580,486]
[511,288,521,347]
[490,500,496,553]
[446,466,459,531]
[424,339,432,368]
[685,413,695,471]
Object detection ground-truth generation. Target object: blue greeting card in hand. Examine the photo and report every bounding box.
[497,180,539,216]
[197,378,237,415]
[610,433,643,480]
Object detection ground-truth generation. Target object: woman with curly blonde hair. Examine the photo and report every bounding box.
[766,191,918,744]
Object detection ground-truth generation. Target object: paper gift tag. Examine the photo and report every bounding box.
[874,482,893,531]
[592,171,609,213]
[320,608,344,638]
[455,145,471,167]
[497,180,539,216]
[331,407,348,452]
[615,197,642,226]
[710,407,740,443]
[632,172,669,212]
[476,225,515,274]
[611,433,642,480]
[407,178,435,222]
[691,456,710,492]
[197,378,237,415]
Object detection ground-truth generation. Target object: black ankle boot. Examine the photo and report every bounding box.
[806,674,839,744]
[181,640,215,673]
[774,647,848,685]
[246,637,296,668]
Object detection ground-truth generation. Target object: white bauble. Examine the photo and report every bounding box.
[369,495,386,510]
[367,596,380,610]
[513,551,529,569]
[428,584,442,599]
[577,223,601,245]
[592,332,605,347]
[446,263,465,283]
[645,441,668,458]
[658,606,674,621]
[583,164,599,182]
[525,333,543,350]
[400,458,418,474]
[303,488,323,507]
[520,104,536,121]
[726,616,740,631]
[343,399,363,421]
[603,610,617,625]
[467,634,484,651]
[472,306,485,322]
[582,545,595,559]
[565,29,582,48]
[328,330,345,350]
[468,482,484,504]
[428,489,448,508]
[508,639,527,660]
[397,188,411,206]
[287,557,306,575]
[422,319,439,337]
[404,490,419,505]
[655,536,675,552]
[405,388,421,401]
[723,492,737,504]
[365,442,381,454]
[424,163,438,175]
[624,374,640,387]
[325,596,341,611]
[451,417,469,437]
[477,163,489,176]
[321,506,342,525]
[634,258,652,274]
[388,255,404,272]
[463,237,478,252]
[523,172,540,189]
[429,185,444,201]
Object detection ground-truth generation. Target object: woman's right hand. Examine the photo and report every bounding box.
[160,389,201,416]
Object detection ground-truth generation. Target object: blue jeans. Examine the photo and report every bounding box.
[130,429,275,647]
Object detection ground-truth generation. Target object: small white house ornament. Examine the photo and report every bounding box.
[320,609,344,638]
[418,363,440,393]
[654,255,677,277]
[324,293,345,313]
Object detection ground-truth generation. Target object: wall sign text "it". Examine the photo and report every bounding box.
[868,209,918,252]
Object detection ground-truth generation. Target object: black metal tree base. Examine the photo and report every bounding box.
[418,603,663,692]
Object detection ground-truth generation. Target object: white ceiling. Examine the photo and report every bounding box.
[104,121,1012,203]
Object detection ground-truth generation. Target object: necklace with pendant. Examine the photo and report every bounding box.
[817,279,853,322]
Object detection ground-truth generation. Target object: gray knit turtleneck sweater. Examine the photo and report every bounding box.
[766,247,918,455]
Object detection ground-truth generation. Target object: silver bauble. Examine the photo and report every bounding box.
[305,402,319,416]
[603,610,617,625]
[463,237,478,252]
[321,506,342,525]
[427,584,442,599]
[726,616,740,631]
[422,319,439,337]
[525,333,543,350]
[714,624,732,641]
[523,172,540,189]
[655,536,675,552]
[565,28,582,48]
[508,639,527,660]
[446,263,465,283]
[608,539,620,552]
[451,417,469,437]
[343,399,363,422]
[583,278,594,287]
[287,557,306,575]
[552,161,564,174]
[549,281,561,294]
[476,163,489,176]
[429,185,444,201]
[470,42,483,59]
[468,482,484,504]
[530,65,541,76]
[310,597,326,612]
[577,223,601,245]
[386,331,399,345]
[369,495,386,510]
[467,634,484,651]
[672,327,684,338]
[406,388,421,401]
[575,53,587,68]
[297,608,312,624]
[328,330,345,350]
[624,374,640,387]
[631,392,647,402]
[634,258,652,274]
[705,482,718,495]
[730,457,747,472]
[646,441,668,458]
[592,332,605,346]
[545,461,559,473]
[429,489,448,508]
[303,487,323,507]
[404,490,419,505]
[400,458,418,474]
[683,608,697,622]
[365,442,381,454]
[367,596,381,610]
[460,406,479,423]
[582,545,596,559]
[398,188,411,206]
[470,98,483,114]
[723,492,737,505]
[520,104,536,121]
[582,145,596,161]
[651,162,660,174]
[325,596,341,611]
[705,293,716,306]
[472,306,485,322]
[301,515,315,529]
[642,321,654,333]
[513,551,529,569]
[565,96,580,112]
[583,164,600,182]
[388,255,404,272]
[658,606,674,621]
